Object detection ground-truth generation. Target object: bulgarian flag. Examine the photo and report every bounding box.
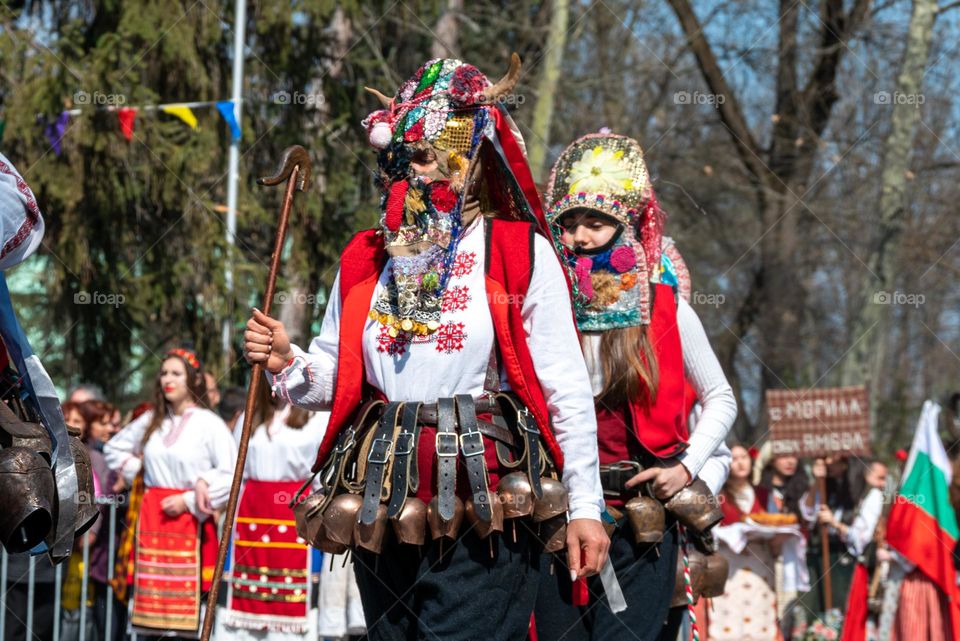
[886,400,960,639]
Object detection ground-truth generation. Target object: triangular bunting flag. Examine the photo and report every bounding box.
[117,107,138,141]
[161,104,198,130]
[216,100,241,141]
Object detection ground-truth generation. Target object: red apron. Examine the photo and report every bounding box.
[131,487,217,633]
[223,479,312,633]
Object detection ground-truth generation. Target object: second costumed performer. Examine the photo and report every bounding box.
[243,54,608,641]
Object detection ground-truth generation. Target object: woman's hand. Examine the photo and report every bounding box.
[161,494,188,517]
[244,309,293,374]
[566,518,611,579]
[195,479,214,516]
[626,459,692,499]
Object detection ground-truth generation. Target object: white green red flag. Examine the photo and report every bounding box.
[886,400,960,638]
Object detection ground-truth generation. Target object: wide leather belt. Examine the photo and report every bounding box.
[419,399,517,448]
[386,402,422,518]
[360,402,403,525]
[598,461,642,497]
[456,394,492,522]
[436,397,458,521]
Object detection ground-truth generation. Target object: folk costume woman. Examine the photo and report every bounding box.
[217,383,328,641]
[536,132,737,641]
[243,55,607,641]
[104,348,236,640]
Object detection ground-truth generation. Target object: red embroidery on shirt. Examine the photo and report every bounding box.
[376,326,410,356]
[434,322,467,354]
[441,285,471,313]
[451,251,477,278]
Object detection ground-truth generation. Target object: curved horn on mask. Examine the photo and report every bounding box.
[482,53,521,104]
[365,86,393,109]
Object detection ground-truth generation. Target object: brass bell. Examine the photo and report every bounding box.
[0,447,54,554]
[532,477,568,523]
[312,520,348,555]
[354,504,389,554]
[427,495,464,540]
[323,493,363,547]
[670,547,709,607]
[70,437,99,538]
[539,513,567,553]
[391,497,428,546]
[465,491,504,539]
[702,550,729,597]
[293,492,325,542]
[624,495,664,544]
[663,479,723,534]
[497,472,534,519]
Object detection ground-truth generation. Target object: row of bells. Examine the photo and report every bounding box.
[0,434,99,555]
[294,471,569,555]
[614,479,726,545]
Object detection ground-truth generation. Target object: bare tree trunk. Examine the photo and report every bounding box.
[279,7,352,347]
[527,0,569,181]
[840,0,938,403]
[431,0,463,59]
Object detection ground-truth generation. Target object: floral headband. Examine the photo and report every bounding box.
[166,348,201,371]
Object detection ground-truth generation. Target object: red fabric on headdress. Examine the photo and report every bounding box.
[384,181,409,232]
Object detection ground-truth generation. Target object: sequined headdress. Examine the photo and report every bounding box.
[544,133,666,330]
[361,54,547,338]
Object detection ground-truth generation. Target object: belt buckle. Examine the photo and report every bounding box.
[518,408,540,435]
[394,432,415,456]
[335,428,356,454]
[610,461,641,474]
[367,437,393,464]
[459,431,485,457]
[435,432,459,457]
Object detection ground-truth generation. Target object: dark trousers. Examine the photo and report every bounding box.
[4,581,56,641]
[534,517,680,641]
[353,521,542,641]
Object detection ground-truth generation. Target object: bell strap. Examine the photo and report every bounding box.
[435,397,459,521]
[359,401,403,526]
[492,393,544,499]
[456,394,492,523]
[337,400,384,495]
[386,402,422,518]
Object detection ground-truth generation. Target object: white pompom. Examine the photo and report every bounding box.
[369,122,392,149]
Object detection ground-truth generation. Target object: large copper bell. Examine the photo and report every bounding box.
[532,477,568,523]
[497,472,534,519]
[539,513,567,553]
[663,479,723,534]
[0,447,55,553]
[465,491,504,538]
[427,496,464,540]
[391,497,428,545]
[293,492,325,542]
[323,493,363,547]
[624,495,664,544]
[354,504,389,554]
[70,437,99,538]
[702,551,729,597]
[312,520,348,555]
[670,546,709,608]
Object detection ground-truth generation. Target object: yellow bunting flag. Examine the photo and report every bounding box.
[161,105,198,130]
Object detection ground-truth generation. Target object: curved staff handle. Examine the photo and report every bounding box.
[200,145,312,641]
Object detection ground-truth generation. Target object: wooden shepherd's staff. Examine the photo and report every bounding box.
[199,145,312,641]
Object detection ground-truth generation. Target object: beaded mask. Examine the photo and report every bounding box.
[545,133,666,330]
[361,54,545,337]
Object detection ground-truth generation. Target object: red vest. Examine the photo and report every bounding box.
[623,283,695,459]
[311,218,564,473]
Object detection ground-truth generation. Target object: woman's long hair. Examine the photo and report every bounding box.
[594,322,659,407]
[249,378,309,435]
[140,350,208,447]
[759,460,810,518]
